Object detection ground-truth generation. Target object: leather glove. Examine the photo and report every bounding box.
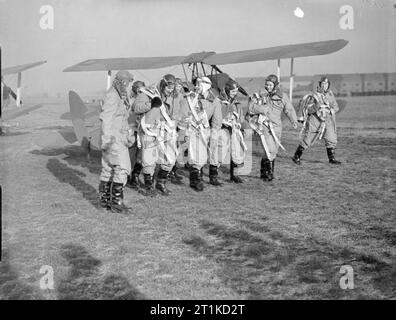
[151,97,162,108]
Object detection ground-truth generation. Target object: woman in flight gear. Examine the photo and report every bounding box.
[247,74,298,181]
[176,77,223,191]
[292,76,341,165]
[219,80,247,183]
[126,80,145,189]
[132,74,181,196]
[98,70,135,213]
[167,78,185,185]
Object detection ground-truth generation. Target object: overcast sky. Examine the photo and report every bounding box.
[1,0,395,96]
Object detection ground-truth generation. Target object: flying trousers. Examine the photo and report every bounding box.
[132,89,181,175]
[297,90,339,149]
[127,105,142,168]
[218,98,247,167]
[175,92,223,170]
[248,91,298,160]
[99,87,134,185]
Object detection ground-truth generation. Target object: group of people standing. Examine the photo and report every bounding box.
[98,70,341,213]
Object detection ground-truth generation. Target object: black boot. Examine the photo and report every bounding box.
[109,182,131,214]
[209,165,223,186]
[189,167,204,191]
[327,148,342,165]
[268,159,275,181]
[260,158,272,181]
[230,161,243,183]
[126,162,143,189]
[169,165,183,185]
[260,158,266,179]
[292,145,304,165]
[156,168,171,196]
[143,173,157,197]
[98,180,111,209]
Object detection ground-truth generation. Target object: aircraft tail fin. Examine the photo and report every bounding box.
[68,90,91,150]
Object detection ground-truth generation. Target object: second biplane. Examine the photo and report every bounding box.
[1,60,47,134]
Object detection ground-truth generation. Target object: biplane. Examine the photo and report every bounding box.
[62,39,348,152]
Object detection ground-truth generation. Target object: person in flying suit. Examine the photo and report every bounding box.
[132,74,182,196]
[98,70,135,213]
[167,77,186,185]
[126,80,145,189]
[175,76,223,191]
[292,76,341,165]
[218,80,247,183]
[247,74,298,181]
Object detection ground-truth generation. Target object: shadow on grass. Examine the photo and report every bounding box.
[183,219,396,299]
[340,219,396,247]
[2,104,44,120]
[0,249,43,300]
[57,244,145,300]
[46,158,101,209]
[31,145,101,176]
[0,131,30,137]
[35,125,73,131]
[366,225,396,246]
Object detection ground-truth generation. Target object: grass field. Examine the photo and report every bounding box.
[0,96,395,299]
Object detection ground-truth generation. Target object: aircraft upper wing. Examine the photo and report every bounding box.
[63,39,348,72]
[203,39,348,65]
[63,52,218,72]
[2,61,47,76]
[63,56,187,72]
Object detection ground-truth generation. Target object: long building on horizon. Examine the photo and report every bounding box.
[237,72,396,97]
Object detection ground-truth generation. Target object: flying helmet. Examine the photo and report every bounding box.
[224,79,238,96]
[159,74,176,92]
[196,76,212,94]
[265,74,279,87]
[319,76,331,90]
[115,70,134,83]
[132,80,145,95]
